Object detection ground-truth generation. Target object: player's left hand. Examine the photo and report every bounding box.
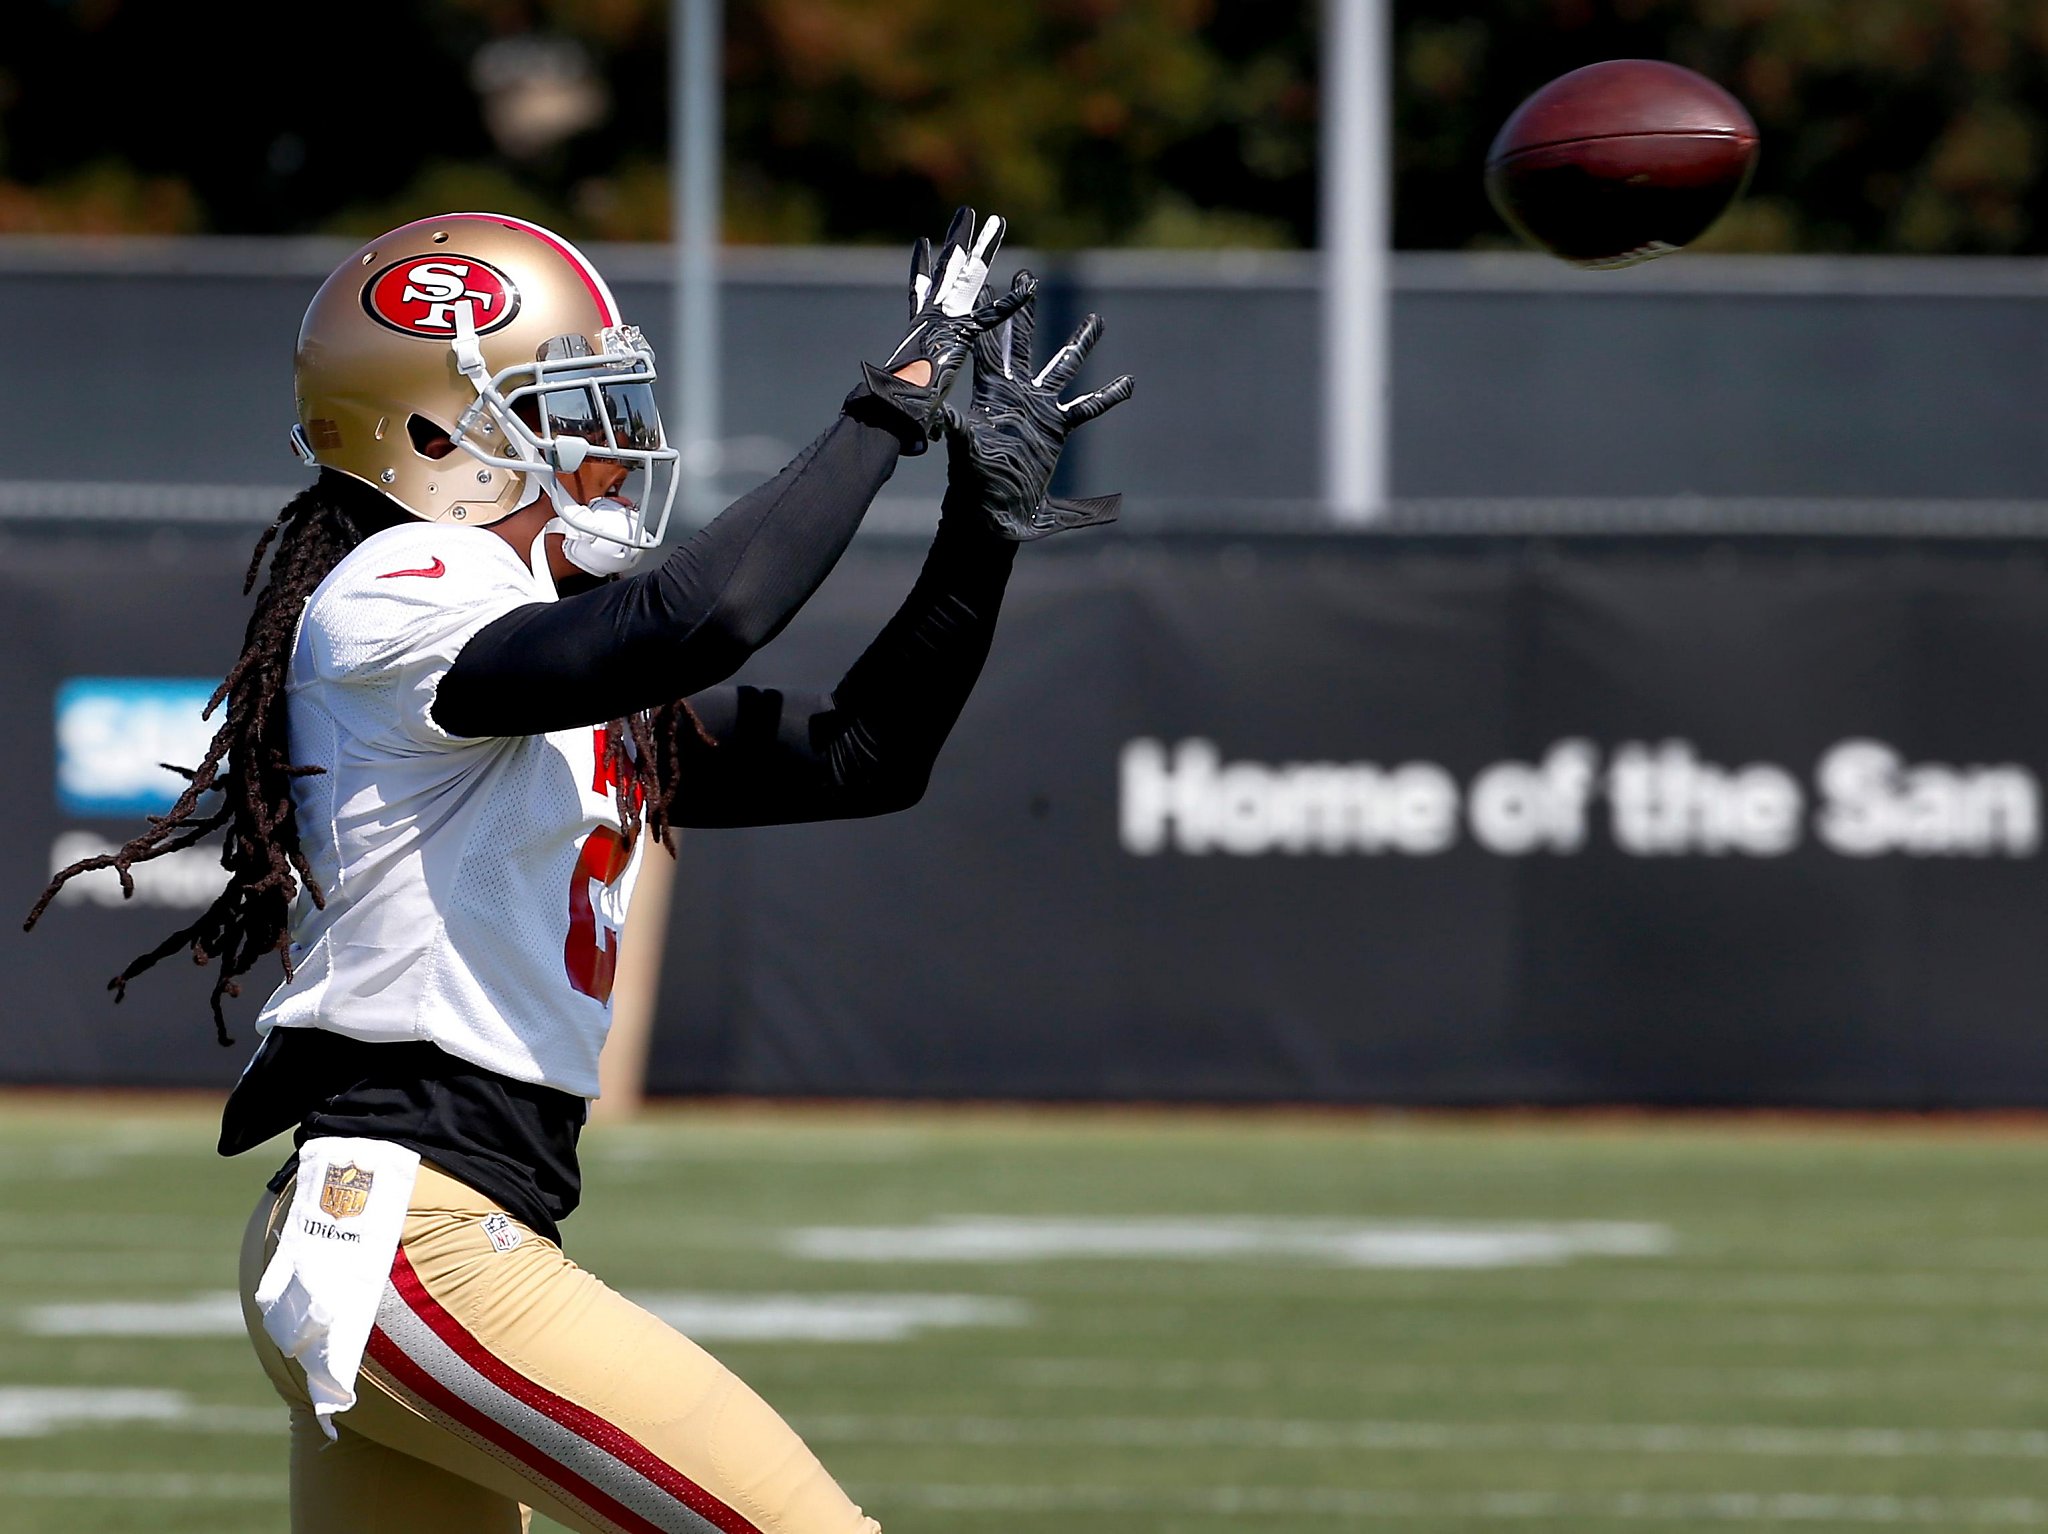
[849,208,1032,454]
[884,206,1025,390]
[943,270,1134,541]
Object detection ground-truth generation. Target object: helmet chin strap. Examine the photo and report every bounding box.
[525,474,660,590]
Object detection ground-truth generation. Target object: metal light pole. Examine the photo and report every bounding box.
[671,0,723,524]
[1321,0,1391,524]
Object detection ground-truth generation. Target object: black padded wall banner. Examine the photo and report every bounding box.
[8,532,2048,1106]
[650,538,2048,1107]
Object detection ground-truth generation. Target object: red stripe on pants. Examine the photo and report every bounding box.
[365,1324,656,1534]
[372,1245,762,1534]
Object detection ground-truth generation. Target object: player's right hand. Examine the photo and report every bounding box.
[941,268,1134,540]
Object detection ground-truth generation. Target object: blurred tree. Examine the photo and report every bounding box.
[723,0,1313,247]
[0,1,495,236]
[2,1,2047,253]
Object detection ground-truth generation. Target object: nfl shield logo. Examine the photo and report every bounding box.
[319,1163,375,1220]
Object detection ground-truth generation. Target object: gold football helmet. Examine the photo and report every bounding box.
[291,212,678,562]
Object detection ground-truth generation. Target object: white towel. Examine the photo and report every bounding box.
[254,1137,420,1441]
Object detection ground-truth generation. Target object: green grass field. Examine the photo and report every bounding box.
[4,1101,2048,1532]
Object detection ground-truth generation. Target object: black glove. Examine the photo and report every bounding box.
[844,207,1028,454]
[942,269,1135,540]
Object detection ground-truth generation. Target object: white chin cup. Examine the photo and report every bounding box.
[550,498,659,578]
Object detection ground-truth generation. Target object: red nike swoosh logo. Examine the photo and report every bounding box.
[377,558,447,580]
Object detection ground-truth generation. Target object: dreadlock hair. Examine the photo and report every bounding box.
[26,467,696,1046]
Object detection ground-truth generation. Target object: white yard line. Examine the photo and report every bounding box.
[32,1289,2048,1356]
[632,1292,1030,1342]
[22,1294,247,1338]
[0,1386,273,1438]
[18,1290,1029,1344]
[801,1413,2048,1460]
[0,1388,187,1437]
[785,1215,1675,1270]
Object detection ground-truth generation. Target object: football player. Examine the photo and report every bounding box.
[27,208,1130,1534]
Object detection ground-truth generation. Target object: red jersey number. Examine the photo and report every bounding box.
[565,827,632,1002]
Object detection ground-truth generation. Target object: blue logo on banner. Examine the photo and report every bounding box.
[55,678,218,817]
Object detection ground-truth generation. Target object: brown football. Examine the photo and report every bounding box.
[1485,60,1759,268]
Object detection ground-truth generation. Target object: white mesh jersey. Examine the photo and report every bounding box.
[256,520,645,1100]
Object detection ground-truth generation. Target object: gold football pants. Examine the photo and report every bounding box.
[239,1162,884,1534]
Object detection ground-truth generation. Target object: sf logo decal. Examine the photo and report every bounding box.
[363,255,522,337]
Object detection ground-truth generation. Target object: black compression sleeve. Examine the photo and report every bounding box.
[671,514,1019,827]
[433,412,902,738]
